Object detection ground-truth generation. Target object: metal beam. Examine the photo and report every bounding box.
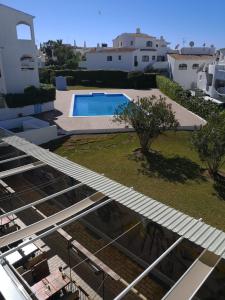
[0,183,83,219]
[0,192,105,248]
[114,218,202,300]
[0,197,112,260]
[0,161,45,179]
[162,231,225,300]
[0,154,29,164]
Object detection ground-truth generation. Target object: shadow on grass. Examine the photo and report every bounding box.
[130,150,204,183]
[213,175,225,200]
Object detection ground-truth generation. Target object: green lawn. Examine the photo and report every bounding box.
[52,132,225,231]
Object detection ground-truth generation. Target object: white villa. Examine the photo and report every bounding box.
[0,4,39,94]
[80,28,172,71]
[168,51,214,90]
[197,48,225,101]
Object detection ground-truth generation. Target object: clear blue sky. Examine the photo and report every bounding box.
[1,0,225,49]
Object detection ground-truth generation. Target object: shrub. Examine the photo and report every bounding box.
[156,75,220,120]
[5,84,56,108]
[192,113,225,178]
[65,76,75,86]
[156,75,183,101]
[128,72,156,89]
[39,68,157,89]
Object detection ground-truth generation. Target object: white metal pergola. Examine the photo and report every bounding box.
[0,133,224,299]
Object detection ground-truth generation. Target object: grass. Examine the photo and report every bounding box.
[52,131,225,231]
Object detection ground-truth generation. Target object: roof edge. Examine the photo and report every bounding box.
[0,4,35,18]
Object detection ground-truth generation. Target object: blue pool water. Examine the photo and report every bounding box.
[72,93,130,116]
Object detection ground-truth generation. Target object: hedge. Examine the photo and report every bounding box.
[5,84,56,108]
[156,75,220,120]
[39,68,157,89]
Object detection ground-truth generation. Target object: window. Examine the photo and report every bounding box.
[16,23,32,40]
[156,44,159,48]
[20,55,35,70]
[157,56,165,62]
[107,56,112,61]
[146,41,153,47]
[130,41,134,46]
[192,64,199,69]
[134,56,138,67]
[120,41,123,47]
[142,55,149,62]
[178,63,187,70]
[118,55,122,60]
[152,56,156,60]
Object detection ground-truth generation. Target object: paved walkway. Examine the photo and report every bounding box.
[43,89,206,134]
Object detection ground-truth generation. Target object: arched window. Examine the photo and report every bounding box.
[20,55,35,70]
[146,41,153,47]
[192,63,199,69]
[179,64,187,70]
[16,23,32,40]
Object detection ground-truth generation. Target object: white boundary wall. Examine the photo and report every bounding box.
[16,125,57,145]
[0,101,54,121]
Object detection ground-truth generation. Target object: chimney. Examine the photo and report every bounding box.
[136,28,141,34]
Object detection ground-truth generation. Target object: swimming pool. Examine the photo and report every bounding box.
[71,93,130,117]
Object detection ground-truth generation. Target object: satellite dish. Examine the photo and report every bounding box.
[175,44,180,50]
[189,41,195,47]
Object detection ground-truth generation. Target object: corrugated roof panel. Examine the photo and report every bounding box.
[119,194,146,206]
[214,237,225,256]
[169,216,192,232]
[128,196,151,210]
[179,220,202,237]
[158,209,179,225]
[3,135,225,260]
[135,201,160,217]
[208,234,225,253]
[196,227,217,245]
[202,230,223,249]
[130,200,157,212]
[163,212,184,228]
[142,202,165,217]
[189,224,211,243]
[152,207,173,223]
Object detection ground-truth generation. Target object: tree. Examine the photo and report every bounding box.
[192,113,225,178]
[41,40,80,69]
[114,95,179,154]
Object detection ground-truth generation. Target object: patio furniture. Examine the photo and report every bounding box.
[25,252,47,269]
[21,243,38,257]
[5,250,22,265]
[31,270,71,300]
[0,215,17,230]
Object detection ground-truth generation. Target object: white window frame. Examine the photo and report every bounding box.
[142,55,149,62]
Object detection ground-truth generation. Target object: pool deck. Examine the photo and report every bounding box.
[49,89,206,134]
